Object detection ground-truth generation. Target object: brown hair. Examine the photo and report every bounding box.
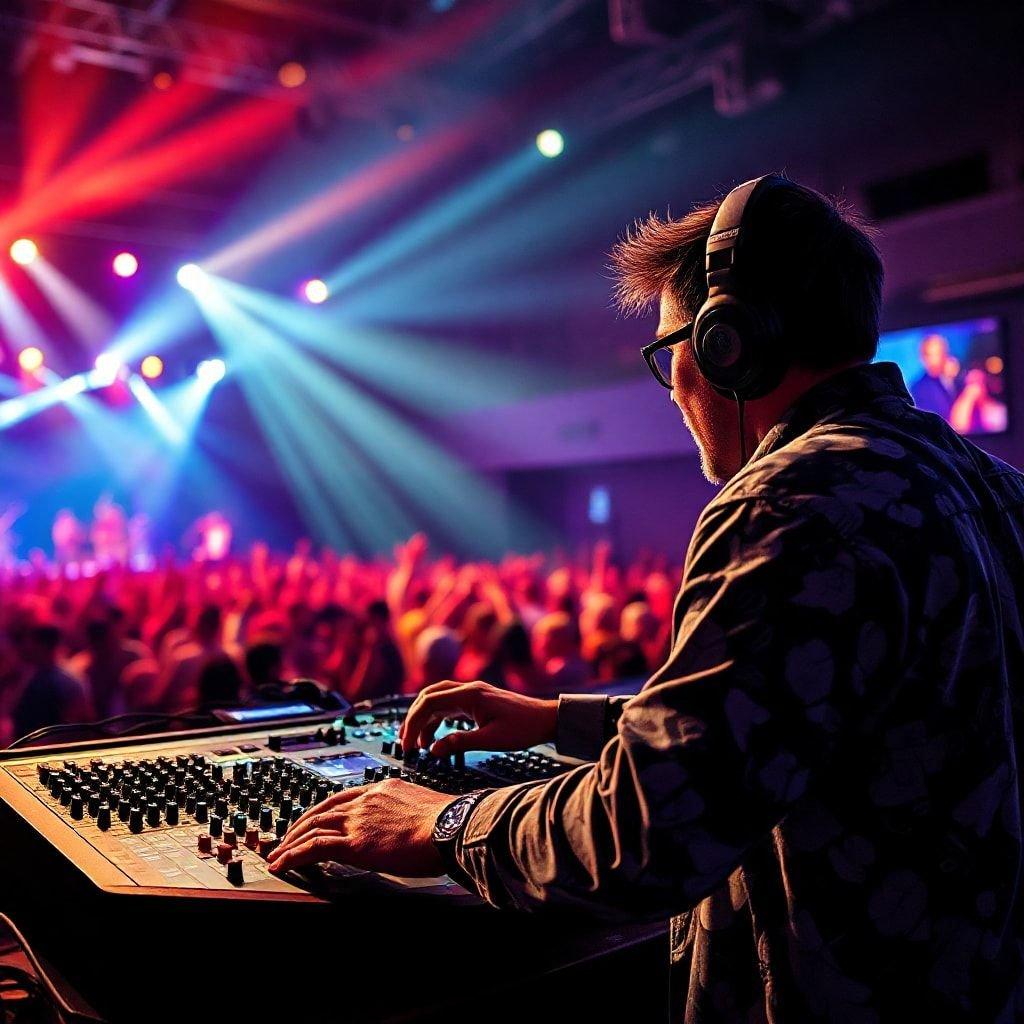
[610,176,884,369]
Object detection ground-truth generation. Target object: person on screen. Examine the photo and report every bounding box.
[909,332,958,418]
[950,367,1008,434]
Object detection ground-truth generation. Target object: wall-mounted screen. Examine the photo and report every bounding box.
[877,317,1007,435]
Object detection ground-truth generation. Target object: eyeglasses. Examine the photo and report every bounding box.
[641,320,693,390]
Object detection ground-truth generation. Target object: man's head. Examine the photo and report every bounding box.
[919,333,949,378]
[611,176,883,482]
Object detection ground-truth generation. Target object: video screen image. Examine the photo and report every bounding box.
[876,317,1007,435]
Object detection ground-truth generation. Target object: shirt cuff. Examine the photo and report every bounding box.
[555,694,610,762]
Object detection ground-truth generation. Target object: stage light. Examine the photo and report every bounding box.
[302,278,329,304]
[113,252,139,278]
[196,358,226,384]
[18,346,44,373]
[152,71,174,91]
[93,353,123,385]
[177,263,208,293]
[278,62,307,88]
[10,239,39,265]
[141,355,164,380]
[535,129,564,158]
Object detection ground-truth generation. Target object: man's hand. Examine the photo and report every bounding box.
[400,680,558,757]
[267,779,451,877]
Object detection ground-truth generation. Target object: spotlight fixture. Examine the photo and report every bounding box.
[302,278,329,304]
[196,358,226,384]
[113,252,139,278]
[141,355,164,380]
[152,70,174,91]
[18,347,44,373]
[176,263,208,293]
[10,239,39,265]
[535,129,565,158]
[278,61,307,88]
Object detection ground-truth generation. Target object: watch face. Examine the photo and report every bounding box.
[434,794,483,842]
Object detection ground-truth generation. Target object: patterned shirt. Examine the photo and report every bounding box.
[451,362,1024,1023]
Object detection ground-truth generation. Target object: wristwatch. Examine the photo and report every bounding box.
[431,790,491,888]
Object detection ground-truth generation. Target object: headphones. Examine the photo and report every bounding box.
[691,173,789,402]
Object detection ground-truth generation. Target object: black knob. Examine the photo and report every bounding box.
[280,797,293,819]
[129,808,144,833]
[70,795,84,820]
[37,763,52,784]
[315,783,329,804]
[290,805,304,823]
[226,858,244,886]
[165,801,179,826]
[146,803,161,827]
[212,763,224,782]
[247,797,260,818]
[48,774,63,798]
[97,804,111,831]
[259,806,273,831]
[215,798,228,819]
[61,786,74,806]
[268,736,283,752]
[195,801,209,823]
[186,793,197,815]
[299,786,312,806]
[229,785,241,805]
[363,767,375,782]
[381,741,393,756]
[87,792,101,816]
[210,815,224,839]
[119,800,132,821]
[393,741,404,760]
[275,817,289,838]
[233,811,248,836]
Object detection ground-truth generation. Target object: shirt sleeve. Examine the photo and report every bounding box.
[555,694,631,761]
[449,497,907,918]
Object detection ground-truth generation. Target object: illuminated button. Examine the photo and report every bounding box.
[197,833,213,855]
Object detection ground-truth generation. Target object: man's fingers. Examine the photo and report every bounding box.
[399,680,464,746]
[268,830,346,874]
[278,789,360,845]
[429,722,502,757]
[402,683,480,750]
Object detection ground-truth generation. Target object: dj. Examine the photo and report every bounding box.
[270,176,1024,1022]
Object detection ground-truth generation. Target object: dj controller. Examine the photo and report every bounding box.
[0,705,668,1023]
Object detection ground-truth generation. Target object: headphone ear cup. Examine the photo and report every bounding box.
[693,296,784,400]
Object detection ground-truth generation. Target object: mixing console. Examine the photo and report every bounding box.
[0,709,578,899]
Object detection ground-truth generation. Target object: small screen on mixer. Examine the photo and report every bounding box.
[307,752,384,778]
[218,703,318,722]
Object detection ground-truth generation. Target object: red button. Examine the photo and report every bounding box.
[216,842,233,864]
[197,833,212,854]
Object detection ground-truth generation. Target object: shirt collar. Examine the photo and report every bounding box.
[750,361,912,463]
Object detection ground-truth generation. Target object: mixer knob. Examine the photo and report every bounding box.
[48,775,64,799]
[177,787,189,807]
[275,817,288,838]
[259,806,273,832]
[165,802,179,826]
[212,763,224,783]
[229,785,241,805]
[280,797,293,819]
[315,783,329,804]
[232,812,248,837]
[232,762,248,783]
[146,803,161,828]
[226,857,244,886]
[37,763,52,784]
[185,793,197,815]
[87,793,101,816]
[63,760,78,773]
[194,755,206,769]
[108,793,120,812]
[99,783,111,804]
[223,828,238,849]
[372,767,388,783]
[216,843,233,865]
[70,795,84,820]
[129,808,144,833]
[119,801,132,822]
[363,767,375,783]
[268,736,283,752]
[388,766,402,778]
[393,741,403,760]
[247,797,260,818]
[197,833,213,855]
[245,827,259,850]
[298,786,312,805]
[290,805,304,823]
[195,801,209,824]
[381,741,393,756]
[258,835,279,858]
[97,805,111,831]
[61,786,74,807]
[215,798,228,819]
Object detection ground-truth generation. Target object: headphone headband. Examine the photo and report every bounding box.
[704,174,775,295]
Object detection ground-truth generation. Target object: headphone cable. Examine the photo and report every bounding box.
[735,393,748,466]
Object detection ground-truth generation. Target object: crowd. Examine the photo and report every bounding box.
[0,535,679,747]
